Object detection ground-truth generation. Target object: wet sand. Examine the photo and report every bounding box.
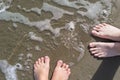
[0,0,120,80]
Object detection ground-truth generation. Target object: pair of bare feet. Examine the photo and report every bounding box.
[34,56,71,80]
[33,23,120,80]
[89,23,120,58]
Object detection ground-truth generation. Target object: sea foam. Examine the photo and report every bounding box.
[0,60,22,80]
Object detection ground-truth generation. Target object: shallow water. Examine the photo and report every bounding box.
[0,0,120,80]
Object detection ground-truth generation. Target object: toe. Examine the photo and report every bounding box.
[89,48,98,51]
[57,60,63,68]
[98,55,104,58]
[41,57,44,63]
[94,53,101,57]
[95,25,101,29]
[34,61,39,68]
[91,50,99,54]
[67,68,71,75]
[91,30,100,37]
[38,58,41,64]
[89,42,97,48]
[36,61,39,65]
[93,27,100,31]
[102,23,108,26]
[34,64,37,69]
[98,24,104,27]
[65,65,69,69]
[62,63,66,68]
[98,52,106,58]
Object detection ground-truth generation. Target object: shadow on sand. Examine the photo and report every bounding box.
[91,56,120,80]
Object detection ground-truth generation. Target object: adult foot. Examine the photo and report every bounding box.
[51,60,71,80]
[91,23,120,41]
[89,42,120,58]
[34,56,50,80]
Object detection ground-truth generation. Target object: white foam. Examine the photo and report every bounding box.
[27,53,33,59]
[13,23,18,28]
[77,1,103,23]
[17,5,42,15]
[0,0,113,35]
[0,0,13,13]
[77,0,112,23]
[65,21,75,31]
[73,42,85,62]
[0,11,30,24]
[53,0,112,23]
[28,32,43,42]
[60,21,84,59]
[0,11,64,37]
[35,45,41,51]
[0,60,22,80]
[80,23,90,33]
[50,1,109,25]
[52,0,80,9]
[18,3,74,20]
[29,19,65,37]
[42,3,74,20]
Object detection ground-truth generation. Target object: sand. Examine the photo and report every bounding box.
[0,0,120,80]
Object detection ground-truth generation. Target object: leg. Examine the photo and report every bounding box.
[34,56,50,80]
[91,23,120,41]
[89,42,120,58]
[51,60,71,80]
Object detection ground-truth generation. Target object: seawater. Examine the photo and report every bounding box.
[0,0,116,80]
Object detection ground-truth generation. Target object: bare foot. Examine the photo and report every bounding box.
[91,23,120,41]
[51,60,71,80]
[34,56,50,80]
[89,42,120,58]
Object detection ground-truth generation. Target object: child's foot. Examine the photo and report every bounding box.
[34,56,50,80]
[89,42,120,58]
[51,60,71,80]
[91,23,120,41]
